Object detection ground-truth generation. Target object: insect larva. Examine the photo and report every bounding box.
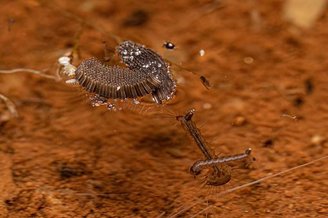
[75,57,160,99]
[116,40,176,104]
[190,148,252,176]
[177,109,253,186]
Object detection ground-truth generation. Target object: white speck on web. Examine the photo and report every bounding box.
[133,99,140,104]
[58,56,71,65]
[199,49,205,57]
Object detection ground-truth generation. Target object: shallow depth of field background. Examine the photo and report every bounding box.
[0,0,327,217]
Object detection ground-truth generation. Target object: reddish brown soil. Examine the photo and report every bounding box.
[0,0,327,217]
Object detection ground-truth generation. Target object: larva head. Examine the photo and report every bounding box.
[116,40,176,103]
[190,160,203,176]
[116,40,168,77]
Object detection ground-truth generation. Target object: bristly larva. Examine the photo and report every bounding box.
[59,40,177,104]
[75,57,161,99]
[116,40,176,104]
[190,148,252,176]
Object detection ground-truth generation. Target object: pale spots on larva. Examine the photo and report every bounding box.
[116,40,176,103]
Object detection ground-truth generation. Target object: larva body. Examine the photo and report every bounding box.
[61,40,177,104]
[75,58,160,99]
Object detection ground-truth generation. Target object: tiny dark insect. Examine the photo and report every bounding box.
[163,41,175,50]
[304,78,314,95]
[200,75,211,89]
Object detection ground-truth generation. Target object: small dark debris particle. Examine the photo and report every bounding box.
[4,199,14,206]
[122,9,149,27]
[0,144,15,154]
[200,76,211,89]
[285,36,302,48]
[64,41,75,48]
[293,97,304,107]
[263,138,274,148]
[59,165,85,179]
[163,41,175,50]
[131,208,140,213]
[304,78,314,95]
[207,199,216,205]
[7,17,16,32]
[233,116,247,126]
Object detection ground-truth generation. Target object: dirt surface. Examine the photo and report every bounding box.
[0,0,328,217]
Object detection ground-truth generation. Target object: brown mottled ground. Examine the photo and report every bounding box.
[0,0,327,217]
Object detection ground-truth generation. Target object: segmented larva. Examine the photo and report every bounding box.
[75,58,161,99]
[190,148,252,176]
[116,40,176,103]
[60,40,177,104]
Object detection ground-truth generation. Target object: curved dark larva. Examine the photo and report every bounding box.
[116,40,176,104]
[75,57,160,99]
